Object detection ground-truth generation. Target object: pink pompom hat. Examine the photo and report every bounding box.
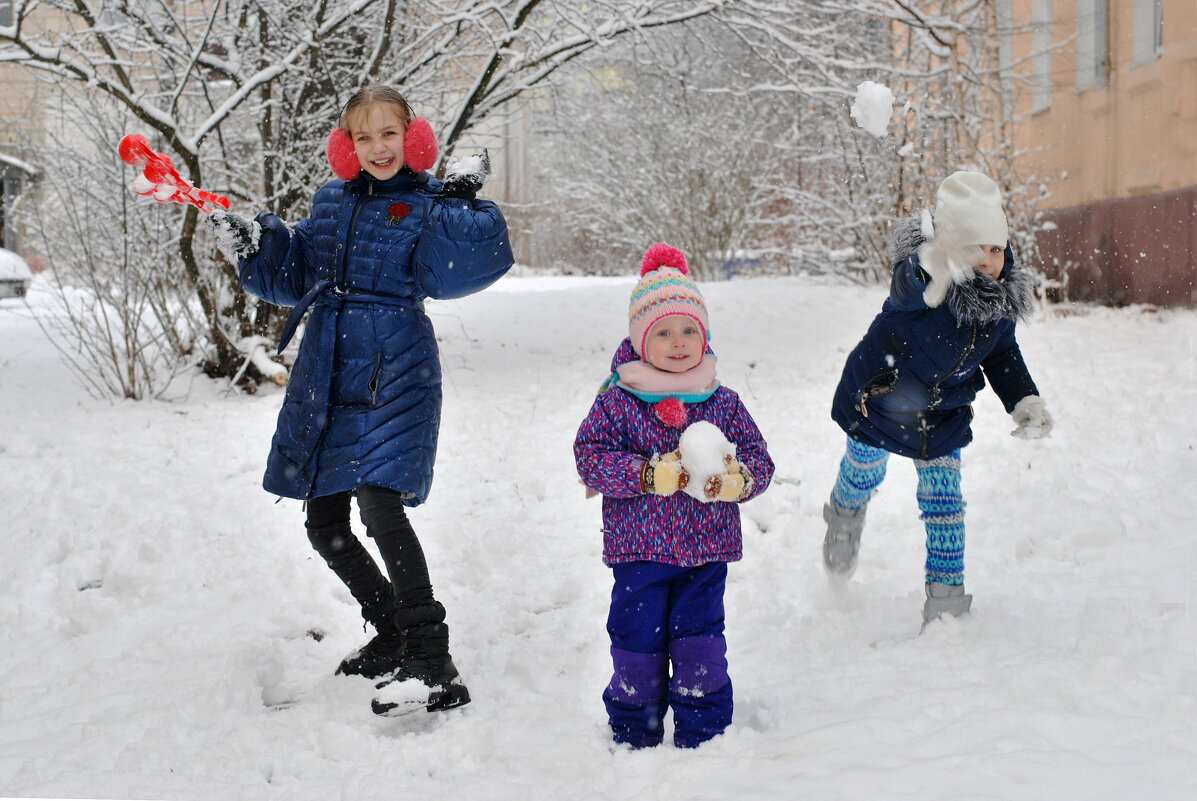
[628,243,709,357]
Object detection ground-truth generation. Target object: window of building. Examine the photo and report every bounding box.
[1,0,13,27]
[1,176,12,250]
[996,0,1016,118]
[1032,0,1053,113]
[1133,0,1164,65]
[1077,0,1109,90]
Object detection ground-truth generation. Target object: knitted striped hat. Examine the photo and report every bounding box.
[628,243,708,357]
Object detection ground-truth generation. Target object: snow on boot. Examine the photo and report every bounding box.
[922,581,973,627]
[371,648,469,716]
[335,625,406,679]
[371,605,470,716]
[822,499,867,579]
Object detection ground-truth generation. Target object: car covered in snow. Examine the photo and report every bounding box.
[0,247,33,299]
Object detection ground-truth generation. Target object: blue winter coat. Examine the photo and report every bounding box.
[239,168,513,501]
[831,217,1039,460]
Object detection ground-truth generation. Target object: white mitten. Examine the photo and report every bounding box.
[1010,395,1053,439]
[917,209,977,308]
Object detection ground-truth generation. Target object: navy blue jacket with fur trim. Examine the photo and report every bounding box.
[240,168,513,501]
[831,217,1040,460]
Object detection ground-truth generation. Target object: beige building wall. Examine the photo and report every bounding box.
[1,0,40,143]
[1009,0,1195,201]
[0,63,42,252]
[1006,0,1196,305]
[1,0,49,146]
[0,66,41,147]
[1,4,48,253]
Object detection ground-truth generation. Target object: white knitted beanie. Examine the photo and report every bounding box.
[934,171,1008,246]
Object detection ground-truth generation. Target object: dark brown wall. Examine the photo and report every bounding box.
[1034,187,1196,307]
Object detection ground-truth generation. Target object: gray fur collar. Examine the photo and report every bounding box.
[891,215,1034,325]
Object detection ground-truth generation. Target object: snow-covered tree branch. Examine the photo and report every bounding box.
[1,0,739,391]
[1,0,1047,395]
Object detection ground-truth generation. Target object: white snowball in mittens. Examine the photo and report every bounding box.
[676,421,736,501]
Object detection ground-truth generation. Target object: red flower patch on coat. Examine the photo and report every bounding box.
[386,202,411,226]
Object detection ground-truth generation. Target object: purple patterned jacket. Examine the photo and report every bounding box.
[574,339,774,567]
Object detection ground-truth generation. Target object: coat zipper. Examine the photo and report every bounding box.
[337,181,373,288]
[918,321,977,458]
[368,352,383,406]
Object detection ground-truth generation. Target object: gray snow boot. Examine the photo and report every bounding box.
[922,582,973,627]
[822,499,867,579]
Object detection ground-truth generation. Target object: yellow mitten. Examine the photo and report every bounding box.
[643,451,689,496]
[705,463,752,502]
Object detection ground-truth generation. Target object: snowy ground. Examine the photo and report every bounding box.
[1,273,1194,801]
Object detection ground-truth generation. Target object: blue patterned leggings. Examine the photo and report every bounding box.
[831,437,966,585]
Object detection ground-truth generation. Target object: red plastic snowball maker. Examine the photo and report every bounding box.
[118,134,231,214]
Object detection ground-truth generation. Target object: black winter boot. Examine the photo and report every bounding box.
[334,588,407,678]
[371,604,470,716]
[336,626,406,678]
[305,501,406,678]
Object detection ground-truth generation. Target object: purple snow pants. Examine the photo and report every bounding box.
[604,561,732,748]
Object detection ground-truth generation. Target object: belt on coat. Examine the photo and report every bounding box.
[277,279,426,354]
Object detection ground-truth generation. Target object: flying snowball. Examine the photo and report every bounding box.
[850,81,895,138]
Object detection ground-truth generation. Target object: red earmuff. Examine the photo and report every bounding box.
[403,118,438,174]
[325,117,440,180]
[326,127,359,180]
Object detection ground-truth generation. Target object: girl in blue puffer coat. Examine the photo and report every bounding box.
[575,244,774,749]
[822,171,1052,627]
[209,85,513,716]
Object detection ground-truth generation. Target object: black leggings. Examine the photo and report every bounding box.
[305,486,435,625]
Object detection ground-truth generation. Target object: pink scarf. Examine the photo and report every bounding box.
[613,356,719,403]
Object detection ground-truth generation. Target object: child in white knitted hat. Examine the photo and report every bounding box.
[823,171,1052,626]
[574,243,775,748]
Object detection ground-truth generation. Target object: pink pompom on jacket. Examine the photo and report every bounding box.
[574,339,774,568]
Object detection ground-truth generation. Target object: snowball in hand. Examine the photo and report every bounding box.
[446,153,486,179]
[445,152,493,185]
[208,211,261,257]
[850,81,895,138]
[676,421,736,501]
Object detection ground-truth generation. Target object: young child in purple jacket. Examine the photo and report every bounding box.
[574,243,774,749]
